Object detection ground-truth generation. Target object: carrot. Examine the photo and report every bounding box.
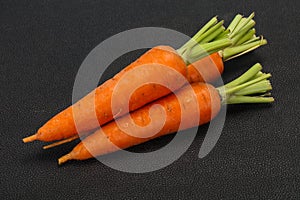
[23,46,188,142]
[23,13,266,144]
[58,63,274,164]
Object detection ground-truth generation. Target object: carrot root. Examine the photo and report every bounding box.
[43,135,79,149]
[22,134,37,143]
[58,153,72,165]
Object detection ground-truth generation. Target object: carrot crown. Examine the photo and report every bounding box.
[217,63,274,104]
[178,12,267,64]
[221,13,267,61]
[177,17,231,63]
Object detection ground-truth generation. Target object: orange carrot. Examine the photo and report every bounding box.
[186,52,224,83]
[59,83,221,163]
[58,64,274,164]
[23,14,266,144]
[24,46,187,142]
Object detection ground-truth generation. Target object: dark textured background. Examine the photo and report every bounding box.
[1,0,299,199]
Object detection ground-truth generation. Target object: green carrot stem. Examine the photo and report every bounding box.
[260,92,272,97]
[251,71,264,80]
[190,17,218,43]
[218,13,265,60]
[186,38,232,63]
[226,96,274,104]
[196,20,224,43]
[216,64,274,104]
[231,12,255,37]
[201,26,225,43]
[227,14,243,32]
[178,16,218,55]
[234,80,272,96]
[235,29,256,45]
[190,38,232,55]
[215,29,230,40]
[238,19,256,35]
[178,12,266,65]
[224,73,271,96]
[230,19,255,38]
[244,36,260,45]
[222,37,267,61]
[177,16,229,63]
[231,20,255,45]
[224,63,262,88]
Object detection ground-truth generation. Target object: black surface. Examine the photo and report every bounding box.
[1,0,300,199]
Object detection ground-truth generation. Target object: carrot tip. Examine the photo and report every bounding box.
[43,135,79,150]
[58,154,72,165]
[22,134,38,143]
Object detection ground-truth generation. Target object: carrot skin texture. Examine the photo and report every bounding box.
[187,52,224,83]
[34,46,187,142]
[64,83,221,162]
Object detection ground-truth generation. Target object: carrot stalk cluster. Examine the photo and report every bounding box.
[22,13,274,165]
